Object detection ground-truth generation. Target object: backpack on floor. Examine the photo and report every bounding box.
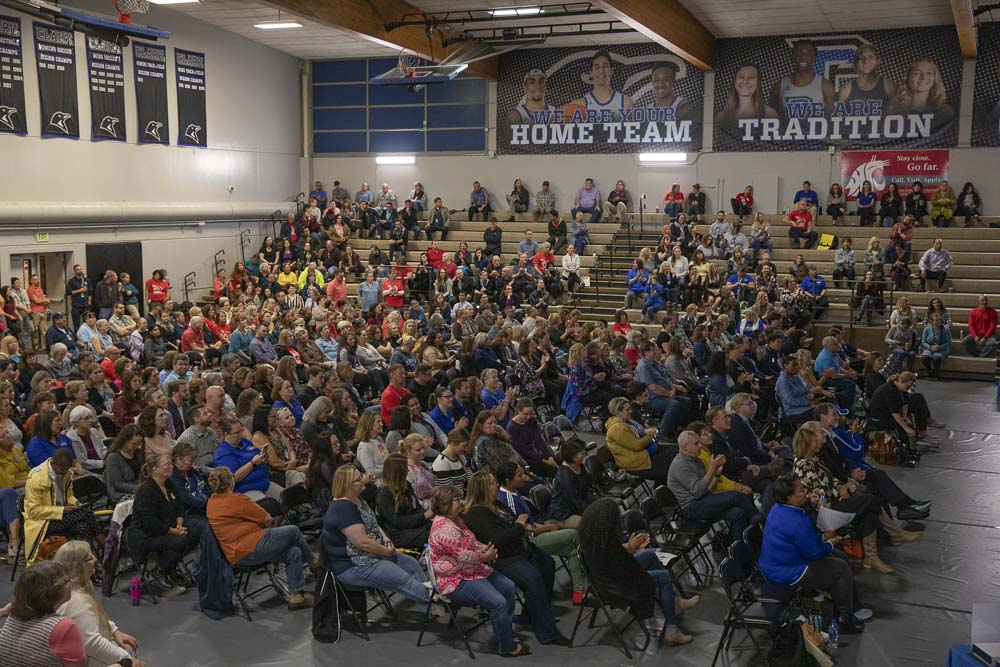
[768,619,819,667]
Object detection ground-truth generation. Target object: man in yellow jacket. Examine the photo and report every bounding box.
[24,449,96,564]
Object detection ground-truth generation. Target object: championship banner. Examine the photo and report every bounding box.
[86,36,125,142]
[33,22,78,139]
[175,48,206,147]
[497,44,703,154]
[713,28,962,151]
[840,150,949,202]
[972,23,1000,147]
[133,41,168,145]
[0,14,26,135]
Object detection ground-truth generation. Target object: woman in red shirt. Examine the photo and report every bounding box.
[610,309,632,338]
[664,183,685,220]
[732,185,754,220]
[144,269,170,307]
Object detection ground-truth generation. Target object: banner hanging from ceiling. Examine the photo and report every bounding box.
[33,22,78,139]
[972,23,1000,147]
[133,41,169,145]
[86,36,126,142]
[713,27,962,151]
[496,44,704,154]
[175,48,206,147]
[0,14,26,135]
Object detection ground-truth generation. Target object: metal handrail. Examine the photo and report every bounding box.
[239,229,252,264]
[213,250,226,280]
[182,271,197,304]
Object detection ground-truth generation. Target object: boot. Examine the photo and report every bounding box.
[880,511,922,545]
[862,533,894,573]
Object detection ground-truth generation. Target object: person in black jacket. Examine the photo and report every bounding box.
[462,471,570,647]
[707,407,772,493]
[128,451,198,595]
[375,454,431,549]
[578,498,696,646]
[549,440,593,527]
[726,393,792,467]
[483,218,504,259]
[170,443,212,534]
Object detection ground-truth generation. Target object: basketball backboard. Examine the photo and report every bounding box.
[370,63,468,87]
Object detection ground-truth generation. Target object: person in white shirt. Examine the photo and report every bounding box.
[561,245,582,296]
[917,238,954,292]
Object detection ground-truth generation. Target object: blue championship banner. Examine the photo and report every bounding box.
[496,44,703,154]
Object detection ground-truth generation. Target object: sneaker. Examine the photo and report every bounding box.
[154,579,186,598]
[663,626,693,645]
[909,500,933,512]
[287,594,314,611]
[897,506,930,521]
[928,419,946,429]
[854,608,874,622]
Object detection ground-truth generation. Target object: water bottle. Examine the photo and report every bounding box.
[129,576,141,606]
[818,489,826,508]
[827,618,839,649]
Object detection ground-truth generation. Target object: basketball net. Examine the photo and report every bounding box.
[114,0,150,24]
[398,50,419,78]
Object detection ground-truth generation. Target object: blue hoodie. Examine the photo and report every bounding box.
[758,503,833,585]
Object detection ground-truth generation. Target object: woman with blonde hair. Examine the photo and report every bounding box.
[54,540,144,667]
[889,58,954,119]
[355,410,389,485]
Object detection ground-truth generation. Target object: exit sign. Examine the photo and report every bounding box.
[34,232,49,243]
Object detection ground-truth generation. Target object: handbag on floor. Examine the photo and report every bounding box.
[869,432,897,465]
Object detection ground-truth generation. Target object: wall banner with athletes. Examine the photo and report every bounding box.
[496,44,703,154]
[133,41,169,145]
[713,28,962,151]
[972,23,1000,147]
[175,48,206,147]
[33,22,78,139]
[0,15,27,135]
[86,37,125,142]
[840,150,949,202]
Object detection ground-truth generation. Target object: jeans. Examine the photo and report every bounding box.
[921,351,946,371]
[920,270,946,290]
[426,221,449,241]
[664,202,683,220]
[646,394,690,436]
[449,571,517,655]
[682,490,756,542]
[0,488,16,528]
[749,239,772,255]
[236,525,313,593]
[963,334,997,357]
[788,228,818,249]
[338,552,429,605]
[571,206,600,225]
[826,377,857,409]
[499,545,560,643]
[532,528,584,591]
[889,347,916,371]
[633,549,678,627]
[98,307,114,321]
[572,233,590,255]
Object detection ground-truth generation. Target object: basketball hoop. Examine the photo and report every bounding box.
[114,0,150,25]
[398,50,420,78]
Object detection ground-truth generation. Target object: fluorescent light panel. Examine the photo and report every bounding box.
[375,155,415,165]
[638,152,688,163]
[254,21,304,29]
[147,0,201,5]
[490,6,542,16]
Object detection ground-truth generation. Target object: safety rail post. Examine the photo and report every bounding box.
[239,229,252,264]
[213,250,226,279]
[182,272,197,304]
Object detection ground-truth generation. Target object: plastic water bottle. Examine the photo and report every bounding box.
[129,576,141,606]
[818,490,826,508]
[827,618,839,649]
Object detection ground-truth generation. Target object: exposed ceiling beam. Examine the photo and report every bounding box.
[950,0,977,58]
[262,0,498,78]
[593,0,715,71]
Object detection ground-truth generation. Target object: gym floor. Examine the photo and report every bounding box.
[0,380,995,666]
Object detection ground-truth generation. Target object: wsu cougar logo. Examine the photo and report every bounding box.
[845,155,890,198]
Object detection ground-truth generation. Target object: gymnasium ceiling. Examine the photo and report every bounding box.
[169,0,970,62]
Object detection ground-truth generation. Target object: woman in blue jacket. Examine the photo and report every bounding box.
[705,351,735,408]
[641,280,664,324]
[759,476,867,633]
[920,311,951,379]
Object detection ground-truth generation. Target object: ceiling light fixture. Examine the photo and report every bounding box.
[638,152,688,164]
[489,6,542,16]
[375,155,416,165]
[146,0,202,5]
[254,21,304,29]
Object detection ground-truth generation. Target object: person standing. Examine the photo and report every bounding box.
[26,274,51,353]
[66,265,91,332]
[10,277,33,353]
[93,270,121,321]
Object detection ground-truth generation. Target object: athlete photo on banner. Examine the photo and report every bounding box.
[497,44,703,154]
[86,36,126,142]
[0,14,27,135]
[971,22,1000,147]
[713,27,962,151]
[33,22,79,140]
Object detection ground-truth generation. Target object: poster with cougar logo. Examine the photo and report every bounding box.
[713,28,962,151]
[33,22,78,139]
[86,36,125,142]
[840,150,949,202]
[0,14,26,135]
[175,48,206,147]
[496,44,703,154]
[133,41,169,145]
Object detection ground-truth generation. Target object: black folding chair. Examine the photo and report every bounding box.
[416,549,490,659]
[280,483,324,539]
[711,557,778,667]
[232,561,288,622]
[584,451,641,510]
[118,515,162,605]
[315,546,398,641]
[569,553,652,659]
[636,499,704,591]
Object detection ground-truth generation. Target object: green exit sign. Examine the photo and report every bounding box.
[34,232,49,243]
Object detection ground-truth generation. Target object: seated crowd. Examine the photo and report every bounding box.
[0,174,957,663]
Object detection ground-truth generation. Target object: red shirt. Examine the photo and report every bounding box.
[380,383,411,426]
[787,210,812,232]
[441,261,459,280]
[145,278,169,302]
[664,191,684,203]
[382,279,406,308]
[427,247,444,268]
[181,326,206,352]
[532,251,555,272]
[736,192,754,208]
[326,279,347,304]
[968,307,998,340]
[611,321,632,337]
[100,357,116,381]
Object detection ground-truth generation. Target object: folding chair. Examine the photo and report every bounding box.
[584,453,640,511]
[232,561,289,622]
[569,554,652,659]
[280,484,324,539]
[315,546,398,641]
[119,515,162,605]
[636,499,704,591]
[416,548,490,659]
[711,557,778,667]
